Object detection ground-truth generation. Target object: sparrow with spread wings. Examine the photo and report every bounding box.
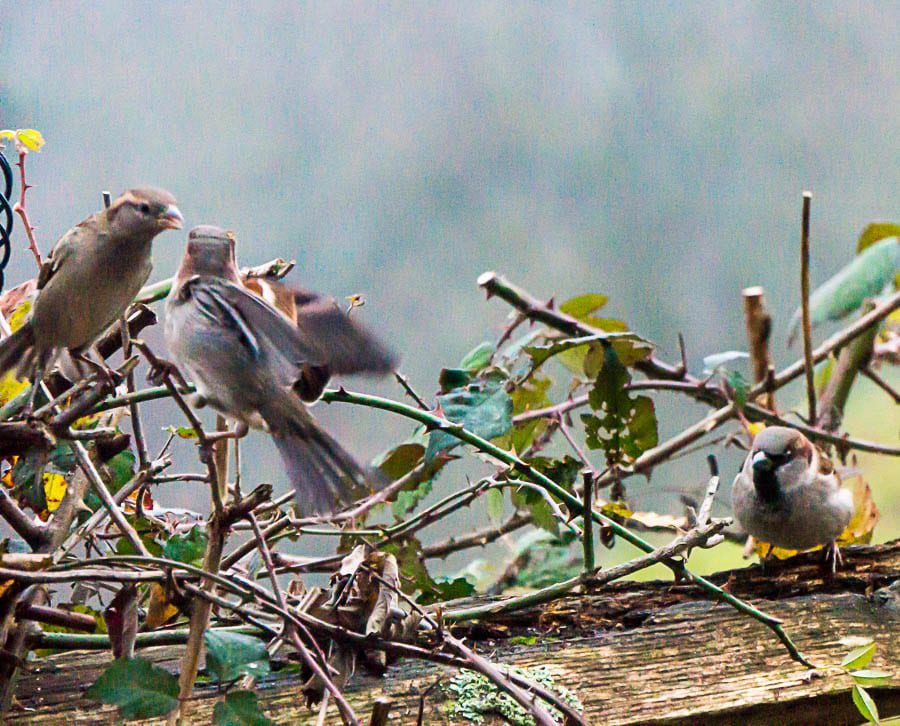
[164,226,396,515]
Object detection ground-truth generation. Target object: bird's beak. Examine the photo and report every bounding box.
[159,204,185,230]
[751,451,774,474]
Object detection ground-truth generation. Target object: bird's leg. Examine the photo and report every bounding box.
[146,356,192,393]
[823,541,842,573]
[21,364,46,418]
[760,543,774,574]
[204,420,249,443]
[73,347,122,389]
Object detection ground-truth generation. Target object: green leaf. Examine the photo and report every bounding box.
[842,641,877,670]
[426,377,513,462]
[419,576,475,605]
[852,684,880,724]
[702,351,750,372]
[858,221,900,253]
[204,630,270,683]
[485,487,504,523]
[788,236,899,344]
[559,293,608,319]
[459,341,494,371]
[525,455,583,492]
[511,486,560,537]
[850,670,893,687]
[86,657,179,719]
[724,370,749,409]
[373,442,425,481]
[392,479,432,519]
[382,537,434,597]
[213,690,274,726]
[162,526,208,564]
[525,334,610,368]
[581,344,658,466]
[495,376,553,453]
[163,425,200,439]
[438,367,472,392]
[106,450,136,493]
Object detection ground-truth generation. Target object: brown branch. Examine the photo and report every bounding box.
[0,486,47,548]
[422,511,530,560]
[761,288,900,394]
[478,271,689,382]
[861,365,900,404]
[11,151,42,268]
[174,483,271,720]
[15,602,96,632]
[742,286,775,410]
[800,192,816,422]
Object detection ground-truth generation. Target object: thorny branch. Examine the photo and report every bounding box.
[1,247,896,722]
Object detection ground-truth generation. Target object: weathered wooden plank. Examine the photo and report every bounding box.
[9,543,900,724]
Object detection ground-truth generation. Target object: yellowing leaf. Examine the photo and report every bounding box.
[0,372,29,407]
[145,583,180,629]
[746,421,766,438]
[15,129,45,152]
[43,473,68,512]
[1,457,17,488]
[600,501,634,519]
[7,298,33,331]
[837,476,880,546]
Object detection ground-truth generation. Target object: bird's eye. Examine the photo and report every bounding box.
[139,203,151,214]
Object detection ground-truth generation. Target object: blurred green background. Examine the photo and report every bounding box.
[2,1,896,575]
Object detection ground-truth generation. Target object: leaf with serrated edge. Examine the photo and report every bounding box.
[213,689,274,726]
[204,630,270,683]
[86,657,178,719]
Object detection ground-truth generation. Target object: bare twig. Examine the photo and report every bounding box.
[742,286,775,410]
[800,192,816,422]
[393,371,429,410]
[861,365,900,403]
[12,151,42,268]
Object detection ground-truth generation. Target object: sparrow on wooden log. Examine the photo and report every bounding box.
[164,225,395,514]
[732,426,853,569]
[0,188,183,402]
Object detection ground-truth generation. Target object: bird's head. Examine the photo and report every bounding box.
[106,188,184,240]
[748,426,813,502]
[181,225,240,281]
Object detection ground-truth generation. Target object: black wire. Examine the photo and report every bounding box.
[0,150,14,293]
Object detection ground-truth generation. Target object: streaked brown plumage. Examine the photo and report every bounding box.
[0,188,183,387]
[164,225,396,514]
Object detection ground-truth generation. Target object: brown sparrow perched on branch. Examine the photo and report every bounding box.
[164,226,396,515]
[0,188,183,401]
[732,426,854,569]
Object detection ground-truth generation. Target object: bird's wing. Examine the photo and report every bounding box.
[37,221,90,290]
[290,286,397,375]
[186,278,324,384]
[242,278,397,376]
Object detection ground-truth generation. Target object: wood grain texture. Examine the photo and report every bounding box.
[10,542,900,725]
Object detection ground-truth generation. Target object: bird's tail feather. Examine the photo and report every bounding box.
[270,404,369,515]
[0,323,36,379]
